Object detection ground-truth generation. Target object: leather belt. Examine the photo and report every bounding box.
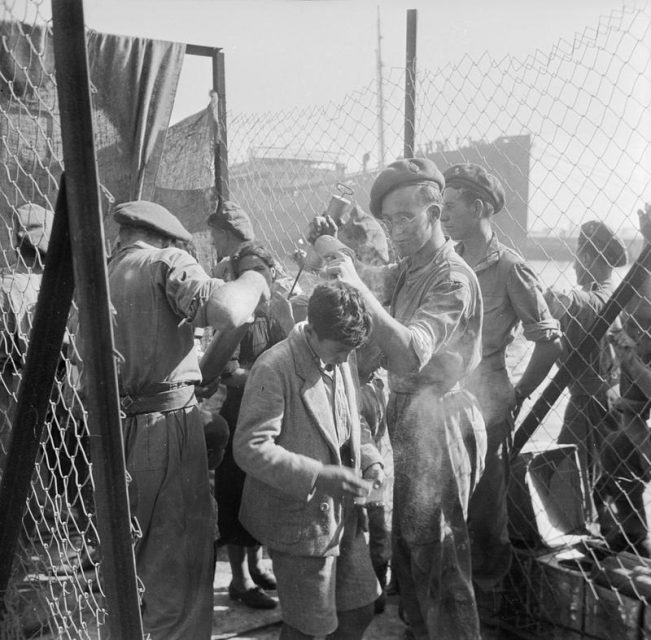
[120,384,196,417]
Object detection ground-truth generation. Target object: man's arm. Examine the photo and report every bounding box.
[610,330,651,398]
[508,261,563,405]
[205,270,270,331]
[327,255,475,377]
[326,257,419,374]
[163,248,269,332]
[514,340,563,402]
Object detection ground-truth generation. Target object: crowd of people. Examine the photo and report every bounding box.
[1,159,650,640]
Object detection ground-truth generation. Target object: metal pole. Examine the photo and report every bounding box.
[212,49,230,206]
[51,1,143,637]
[404,9,417,159]
[0,179,74,616]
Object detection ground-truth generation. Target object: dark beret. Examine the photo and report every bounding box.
[443,163,506,214]
[206,200,255,241]
[113,200,192,243]
[578,220,627,268]
[369,158,445,218]
[14,203,54,254]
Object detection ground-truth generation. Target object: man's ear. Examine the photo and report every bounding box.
[427,203,442,222]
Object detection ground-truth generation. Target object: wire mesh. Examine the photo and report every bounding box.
[158,5,651,638]
[1,1,650,638]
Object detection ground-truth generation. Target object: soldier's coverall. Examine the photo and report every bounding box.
[377,239,486,640]
[459,235,560,587]
[545,279,619,501]
[109,241,221,639]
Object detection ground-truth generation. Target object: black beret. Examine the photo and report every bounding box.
[369,158,445,218]
[443,163,506,214]
[577,220,627,268]
[206,200,255,241]
[13,203,54,254]
[113,201,192,243]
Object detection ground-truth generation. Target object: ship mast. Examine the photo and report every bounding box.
[376,6,386,168]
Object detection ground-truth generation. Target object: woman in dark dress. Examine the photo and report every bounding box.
[215,241,294,609]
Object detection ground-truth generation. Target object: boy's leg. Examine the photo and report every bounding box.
[333,510,381,638]
[327,604,374,640]
[270,550,339,638]
[279,623,316,640]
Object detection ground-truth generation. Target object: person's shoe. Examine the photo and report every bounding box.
[374,589,387,614]
[250,569,277,590]
[228,583,277,609]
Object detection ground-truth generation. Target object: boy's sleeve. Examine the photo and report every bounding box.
[233,356,323,501]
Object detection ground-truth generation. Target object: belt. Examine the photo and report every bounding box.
[120,384,196,416]
[393,381,461,397]
[477,350,507,373]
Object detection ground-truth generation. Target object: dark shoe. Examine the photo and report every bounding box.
[228,583,277,609]
[250,569,277,590]
[374,589,387,614]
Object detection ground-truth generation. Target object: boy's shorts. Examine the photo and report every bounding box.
[269,512,380,637]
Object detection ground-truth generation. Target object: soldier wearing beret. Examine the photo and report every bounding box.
[600,284,651,555]
[545,219,627,520]
[0,203,53,478]
[207,199,255,281]
[594,204,651,554]
[325,158,487,640]
[441,163,562,598]
[108,200,270,640]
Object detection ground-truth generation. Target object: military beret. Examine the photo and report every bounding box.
[443,163,506,214]
[206,200,255,242]
[577,220,627,268]
[369,158,445,218]
[14,203,54,254]
[113,200,192,243]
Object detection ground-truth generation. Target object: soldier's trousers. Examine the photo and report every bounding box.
[387,388,486,640]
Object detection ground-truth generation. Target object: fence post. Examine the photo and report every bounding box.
[51,0,143,637]
[213,48,230,203]
[404,9,417,158]
[0,179,75,617]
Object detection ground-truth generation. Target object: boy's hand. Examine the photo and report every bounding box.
[362,462,385,490]
[315,465,372,500]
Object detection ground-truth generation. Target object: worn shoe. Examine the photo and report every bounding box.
[228,583,277,609]
[250,569,277,590]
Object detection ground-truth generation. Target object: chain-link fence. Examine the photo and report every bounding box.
[0,1,193,637]
[1,0,651,638]
[0,4,103,638]
[159,4,651,638]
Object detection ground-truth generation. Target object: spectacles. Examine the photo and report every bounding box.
[379,214,419,232]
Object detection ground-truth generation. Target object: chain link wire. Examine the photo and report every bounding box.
[0,0,650,638]
[0,2,117,637]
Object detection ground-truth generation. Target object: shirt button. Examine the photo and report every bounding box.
[320,502,329,512]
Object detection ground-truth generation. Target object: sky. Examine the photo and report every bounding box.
[69,0,647,124]
[8,0,650,233]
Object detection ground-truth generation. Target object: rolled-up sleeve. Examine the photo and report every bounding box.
[408,280,474,370]
[160,249,224,326]
[507,262,561,343]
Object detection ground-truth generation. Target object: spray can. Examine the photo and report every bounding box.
[325,193,352,223]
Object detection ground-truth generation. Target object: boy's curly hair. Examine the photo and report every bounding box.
[307,281,371,348]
